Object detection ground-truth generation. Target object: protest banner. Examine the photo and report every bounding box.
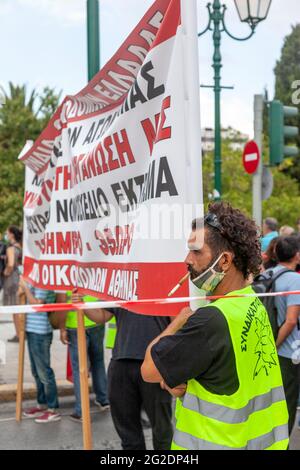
[20,0,203,317]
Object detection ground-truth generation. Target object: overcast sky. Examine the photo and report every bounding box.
[0,0,299,136]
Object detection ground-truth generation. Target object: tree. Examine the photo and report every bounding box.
[0,83,60,233]
[203,141,300,228]
[274,24,300,182]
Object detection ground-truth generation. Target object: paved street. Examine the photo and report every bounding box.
[0,310,152,450]
[0,309,300,450]
[0,396,299,450]
[0,397,153,450]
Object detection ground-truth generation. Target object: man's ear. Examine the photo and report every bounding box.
[219,251,234,272]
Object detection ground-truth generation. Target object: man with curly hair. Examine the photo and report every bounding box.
[142,202,289,450]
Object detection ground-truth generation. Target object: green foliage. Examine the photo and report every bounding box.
[262,169,300,227]
[274,24,300,181]
[202,24,300,228]
[203,142,252,216]
[203,141,300,228]
[0,83,60,233]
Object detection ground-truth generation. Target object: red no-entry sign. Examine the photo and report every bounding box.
[243,140,260,174]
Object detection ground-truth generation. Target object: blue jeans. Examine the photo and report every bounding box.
[26,332,59,409]
[67,325,108,416]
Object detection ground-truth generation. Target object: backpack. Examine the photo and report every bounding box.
[252,268,293,340]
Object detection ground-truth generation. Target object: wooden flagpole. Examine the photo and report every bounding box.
[16,292,26,422]
[77,309,93,450]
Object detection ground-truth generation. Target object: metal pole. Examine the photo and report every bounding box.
[252,94,264,226]
[212,0,222,199]
[87,0,100,81]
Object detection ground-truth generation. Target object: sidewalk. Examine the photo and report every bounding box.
[0,310,111,401]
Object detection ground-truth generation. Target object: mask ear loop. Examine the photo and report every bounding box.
[213,252,229,277]
[192,252,225,284]
[211,252,225,269]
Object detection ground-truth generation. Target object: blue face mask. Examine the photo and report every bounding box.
[190,253,226,295]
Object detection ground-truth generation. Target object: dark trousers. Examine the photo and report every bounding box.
[67,325,108,416]
[108,359,173,450]
[279,355,300,434]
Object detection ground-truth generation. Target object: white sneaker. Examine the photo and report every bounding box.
[23,406,47,418]
[94,400,110,411]
[35,410,61,423]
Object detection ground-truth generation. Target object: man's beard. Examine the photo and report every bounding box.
[187,265,201,280]
[187,256,222,280]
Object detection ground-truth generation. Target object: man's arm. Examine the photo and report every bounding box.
[55,292,69,345]
[55,292,68,330]
[19,277,43,305]
[276,305,300,348]
[71,291,113,324]
[82,308,113,324]
[141,307,193,384]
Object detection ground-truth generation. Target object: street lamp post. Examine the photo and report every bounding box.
[87,0,100,81]
[198,0,272,199]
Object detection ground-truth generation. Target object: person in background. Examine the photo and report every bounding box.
[0,233,7,292]
[20,277,61,423]
[60,292,109,423]
[262,236,279,271]
[267,236,300,435]
[3,226,22,343]
[261,217,279,253]
[104,317,151,430]
[71,291,173,451]
[279,226,295,237]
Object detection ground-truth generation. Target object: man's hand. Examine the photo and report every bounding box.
[60,328,69,345]
[170,306,194,333]
[19,276,27,291]
[177,306,194,322]
[71,289,83,304]
[17,285,24,297]
[160,380,187,398]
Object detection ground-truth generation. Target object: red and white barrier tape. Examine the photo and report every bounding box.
[1,290,300,316]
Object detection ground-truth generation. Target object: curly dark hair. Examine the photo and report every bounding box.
[193,202,262,279]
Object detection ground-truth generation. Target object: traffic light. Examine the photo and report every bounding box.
[269,100,299,166]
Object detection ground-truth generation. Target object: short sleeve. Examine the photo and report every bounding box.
[34,288,52,302]
[286,274,300,308]
[151,306,224,388]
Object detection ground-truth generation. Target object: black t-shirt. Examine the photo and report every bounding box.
[108,308,170,361]
[151,305,239,395]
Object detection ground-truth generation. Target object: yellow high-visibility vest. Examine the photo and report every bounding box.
[172,286,289,451]
[65,292,98,329]
[105,316,117,349]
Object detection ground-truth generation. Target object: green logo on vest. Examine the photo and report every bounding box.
[253,310,277,380]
